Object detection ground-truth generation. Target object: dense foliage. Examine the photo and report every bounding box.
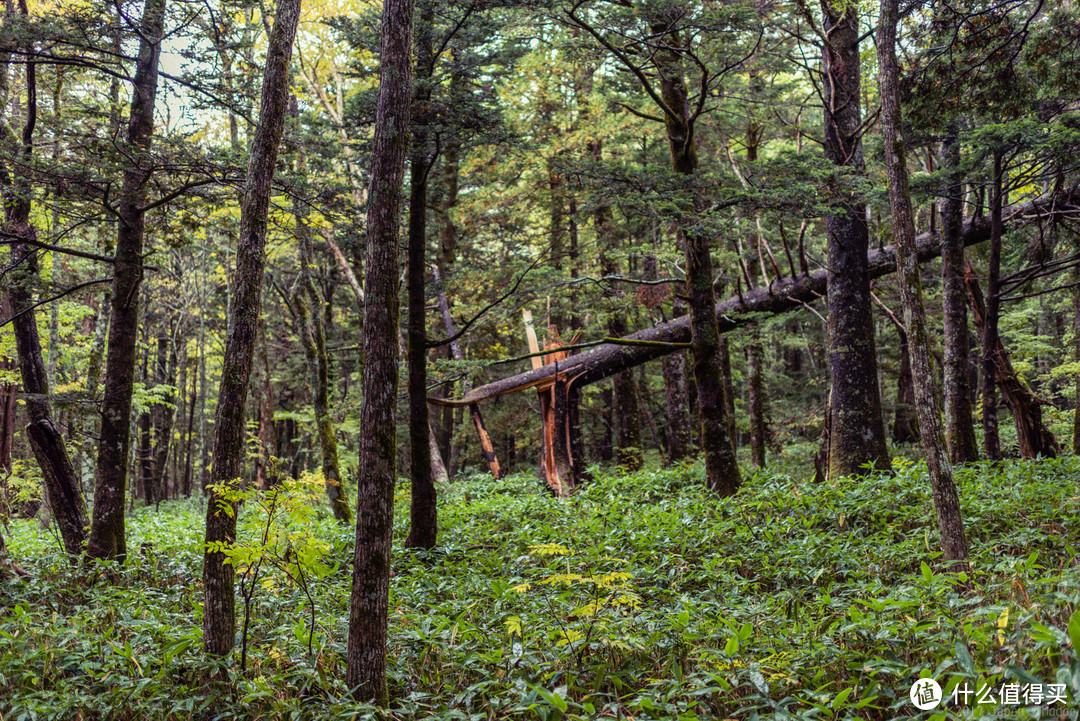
[2,453,1079,719]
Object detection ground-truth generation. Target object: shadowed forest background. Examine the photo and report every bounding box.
[1,0,1080,718]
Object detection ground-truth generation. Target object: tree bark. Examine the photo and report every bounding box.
[0,357,16,474]
[346,0,412,703]
[201,0,302,657]
[182,355,197,496]
[137,343,153,503]
[255,319,277,490]
[941,131,980,463]
[1073,274,1080,455]
[88,0,167,560]
[592,139,642,471]
[293,287,351,521]
[597,384,614,462]
[878,0,969,570]
[820,0,890,478]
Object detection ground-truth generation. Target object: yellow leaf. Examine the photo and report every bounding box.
[528,543,572,557]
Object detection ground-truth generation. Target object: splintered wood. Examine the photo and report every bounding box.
[523,310,576,497]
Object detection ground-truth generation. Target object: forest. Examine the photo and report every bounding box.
[1,0,1079,717]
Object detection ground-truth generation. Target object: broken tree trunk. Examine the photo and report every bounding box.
[965,262,1060,459]
[523,310,573,496]
[433,191,1074,408]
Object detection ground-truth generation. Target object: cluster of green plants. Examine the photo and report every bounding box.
[1,451,1078,720]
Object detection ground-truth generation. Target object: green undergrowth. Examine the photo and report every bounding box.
[1,453,1079,720]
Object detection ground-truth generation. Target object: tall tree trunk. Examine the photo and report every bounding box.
[612,359,643,470]
[597,384,614,462]
[941,131,979,463]
[405,1,436,549]
[151,329,178,503]
[892,327,920,443]
[662,350,692,463]
[432,268,501,478]
[0,357,16,474]
[428,418,449,484]
[745,129,767,468]
[820,0,890,478]
[965,265,1060,459]
[435,142,460,473]
[82,287,111,484]
[1073,275,1080,455]
[293,287,351,521]
[747,326,767,467]
[652,16,740,494]
[255,319,277,489]
[182,355,197,496]
[346,0,412,702]
[137,344,153,503]
[201,0,302,657]
[88,0,167,559]
[878,0,969,570]
[981,152,1004,461]
[1,9,87,556]
[198,254,209,491]
[592,139,642,471]
[295,189,351,522]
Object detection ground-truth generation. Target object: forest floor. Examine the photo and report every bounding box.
[1,450,1079,720]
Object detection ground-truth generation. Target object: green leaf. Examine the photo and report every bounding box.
[954,641,975,674]
[1068,608,1080,654]
[921,561,933,583]
[832,686,853,711]
[532,685,568,713]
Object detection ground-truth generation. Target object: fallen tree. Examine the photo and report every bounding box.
[432,189,1079,407]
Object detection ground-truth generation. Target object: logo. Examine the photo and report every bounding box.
[910,678,943,710]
